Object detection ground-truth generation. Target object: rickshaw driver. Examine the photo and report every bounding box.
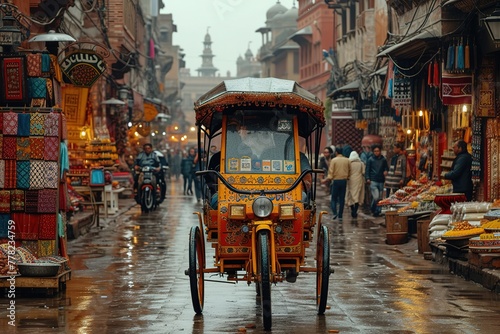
[236,124,276,159]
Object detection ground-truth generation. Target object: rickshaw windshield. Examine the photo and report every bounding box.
[225,110,295,174]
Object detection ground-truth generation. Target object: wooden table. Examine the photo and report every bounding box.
[0,270,71,295]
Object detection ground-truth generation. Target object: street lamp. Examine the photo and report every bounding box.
[0,11,22,52]
[483,4,500,45]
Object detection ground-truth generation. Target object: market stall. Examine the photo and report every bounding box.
[0,50,73,291]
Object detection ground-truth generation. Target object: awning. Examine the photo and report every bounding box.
[371,65,387,76]
[377,29,441,59]
[328,79,360,98]
[289,26,312,44]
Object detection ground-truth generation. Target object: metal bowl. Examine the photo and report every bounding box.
[17,263,61,277]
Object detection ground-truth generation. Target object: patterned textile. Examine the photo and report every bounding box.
[17,113,30,136]
[38,189,57,213]
[31,98,46,108]
[62,85,89,124]
[0,160,4,188]
[39,214,57,240]
[53,78,62,106]
[0,190,10,213]
[30,113,45,135]
[44,161,59,189]
[38,240,56,257]
[14,213,39,240]
[3,112,18,135]
[16,161,30,189]
[29,160,45,189]
[2,136,17,159]
[25,190,39,213]
[476,56,496,118]
[3,160,16,189]
[44,112,59,136]
[50,54,63,82]
[41,54,51,74]
[0,135,2,157]
[17,137,30,160]
[11,190,25,212]
[0,113,2,133]
[29,136,44,159]
[26,53,42,77]
[1,56,26,103]
[441,73,472,105]
[46,78,54,105]
[28,77,47,99]
[22,240,38,258]
[0,214,10,238]
[61,113,68,140]
[44,136,59,161]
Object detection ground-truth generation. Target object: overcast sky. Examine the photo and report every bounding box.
[162,0,297,77]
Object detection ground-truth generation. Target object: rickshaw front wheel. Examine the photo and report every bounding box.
[316,225,330,314]
[257,230,272,330]
[189,225,205,314]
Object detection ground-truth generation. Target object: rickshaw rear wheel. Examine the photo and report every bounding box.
[189,226,205,314]
[316,225,330,314]
[257,230,272,330]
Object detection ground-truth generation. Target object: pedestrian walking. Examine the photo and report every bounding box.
[192,149,204,203]
[443,140,473,201]
[385,142,407,197]
[336,139,353,159]
[322,146,350,220]
[319,146,333,195]
[181,149,195,195]
[365,144,389,217]
[346,151,365,218]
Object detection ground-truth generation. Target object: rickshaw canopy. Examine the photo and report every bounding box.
[194,77,325,139]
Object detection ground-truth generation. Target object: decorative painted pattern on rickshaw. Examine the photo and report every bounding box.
[224,220,251,245]
[275,220,296,245]
[226,192,294,203]
[227,175,293,185]
[194,93,325,127]
[219,246,250,255]
[276,245,302,254]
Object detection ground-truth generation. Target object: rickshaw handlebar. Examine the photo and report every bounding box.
[196,169,324,196]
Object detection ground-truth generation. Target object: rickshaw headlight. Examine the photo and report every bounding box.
[252,196,273,218]
[229,204,246,220]
[279,204,295,219]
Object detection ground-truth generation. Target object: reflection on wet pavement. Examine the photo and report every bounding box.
[1,179,499,333]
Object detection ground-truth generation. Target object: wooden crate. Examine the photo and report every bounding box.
[385,211,408,245]
[417,219,431,254]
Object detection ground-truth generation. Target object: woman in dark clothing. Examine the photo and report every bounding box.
[444,140,473,201]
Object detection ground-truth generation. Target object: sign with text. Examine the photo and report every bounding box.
[61,50,106,87]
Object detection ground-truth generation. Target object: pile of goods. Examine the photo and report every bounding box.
[442,221,485,239]
[0,244,69,276]
[0,251,16,276]
[378,176,452,206]
[428,214,452,240]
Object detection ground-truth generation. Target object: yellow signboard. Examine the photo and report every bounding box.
[143,103,158,122]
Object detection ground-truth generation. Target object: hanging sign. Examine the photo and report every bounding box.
[143,103,159,122]
[60,50,106,87]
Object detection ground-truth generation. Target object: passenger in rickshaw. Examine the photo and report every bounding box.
[205,118,312,208]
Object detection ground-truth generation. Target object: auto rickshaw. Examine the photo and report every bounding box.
[186,77,331,330]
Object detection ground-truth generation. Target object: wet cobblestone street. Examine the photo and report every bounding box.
[1,179,500,333]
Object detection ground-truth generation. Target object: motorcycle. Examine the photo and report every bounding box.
[137,166,159,212]
[157,166,169,204]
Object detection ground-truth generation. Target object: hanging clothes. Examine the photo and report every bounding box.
[456,38,464,71]
[464,38,470,69]
[446,42,454,71]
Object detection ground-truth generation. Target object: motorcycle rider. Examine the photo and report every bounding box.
[154,149,169,203]
[134,143,161,204]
